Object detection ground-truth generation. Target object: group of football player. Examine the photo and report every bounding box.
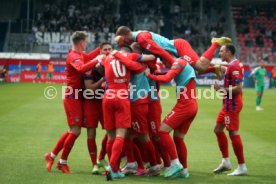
[45,26,247,180]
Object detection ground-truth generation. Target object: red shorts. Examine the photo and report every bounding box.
[63,98,83,127]
[174,38,199,67]
[83,99,104,128]
[102,95,131,130]
[163,98,197,134]
[216,109,241,131]
[131,102,149,134]
[148,100,162,136]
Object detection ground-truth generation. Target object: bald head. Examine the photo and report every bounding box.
[115,26,134,46]
[116,26,132,36]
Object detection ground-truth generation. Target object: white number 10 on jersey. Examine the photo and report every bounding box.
[110,60,126,77]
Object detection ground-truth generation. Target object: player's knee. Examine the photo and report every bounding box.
[214,126,222,134]
[229,130,239,137]
[87,128,96,138]
[71,126,81,136]
[173,130,185,139]
[159,123,172,133]
[196,57,210,72]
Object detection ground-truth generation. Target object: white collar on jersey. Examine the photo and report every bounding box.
[229,58,238,65]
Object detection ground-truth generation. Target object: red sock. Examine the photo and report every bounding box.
[141,148,149,163]
[152,141,162,165]
[143,140,157,166]
[87,138,97,166]
[133,143,145,169]
[110,136,124,172]
[230,135,245,164]
[173,136,187,168]
[134,138,148,163]
[60,133,78,160]
[153,139,171,167]
[202,43,219,61]
[106,139,114,162]
[124,139,135,163]
[120,149,126,158]
[158,131,178,160]
[215,132,229,158]
[52,132,69,155]
[98,134,108,160]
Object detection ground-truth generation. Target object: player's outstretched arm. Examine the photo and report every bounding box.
[84,78,104,91]
[140,54,156,62]
[145,68,179,83]
[70,58,100,73]
[137,34,175,64]
[112,51,145,72]
[83,47,101,62]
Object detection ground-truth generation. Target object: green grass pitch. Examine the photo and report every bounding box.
[0,83,276,184]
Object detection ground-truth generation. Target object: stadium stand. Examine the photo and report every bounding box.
[233,4,276,64]
[171,0,228,55]
[33,0,120,32]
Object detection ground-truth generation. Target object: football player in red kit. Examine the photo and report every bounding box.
[115,26,231,78]
[101,49,147,180]
[44,31,100,174]
[145,56,197,178]
[83,42,112,174]
[213,44,247,176]
[130,42,171,170]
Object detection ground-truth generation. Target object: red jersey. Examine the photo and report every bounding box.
[65,48,100,89]
[127,53,146,74]
[135,32,175,65]
[102,55,130,91]
[223,59,244,112]
[101,51,145,90]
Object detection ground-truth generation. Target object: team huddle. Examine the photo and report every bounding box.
[44,26,248,180]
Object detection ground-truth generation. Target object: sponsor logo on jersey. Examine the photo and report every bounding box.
[232,71,239,75]
[74,116,80,122]
[85,70,92,76]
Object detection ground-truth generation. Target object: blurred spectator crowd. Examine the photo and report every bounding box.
[32,0,227,54]
[171,0,227,55]
[29,0,276,64]
[32,0,122,33]
[234,5,276,64]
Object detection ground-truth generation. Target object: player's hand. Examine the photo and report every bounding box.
[110,50,118,56]
[214,81,220,91]
[128,82,132,90]
[96,54,106,60]
[144,68,151,76]
[101,81,106,89]
[115,36,125,47]
[96,62,101,68]
[255,80,259,84]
